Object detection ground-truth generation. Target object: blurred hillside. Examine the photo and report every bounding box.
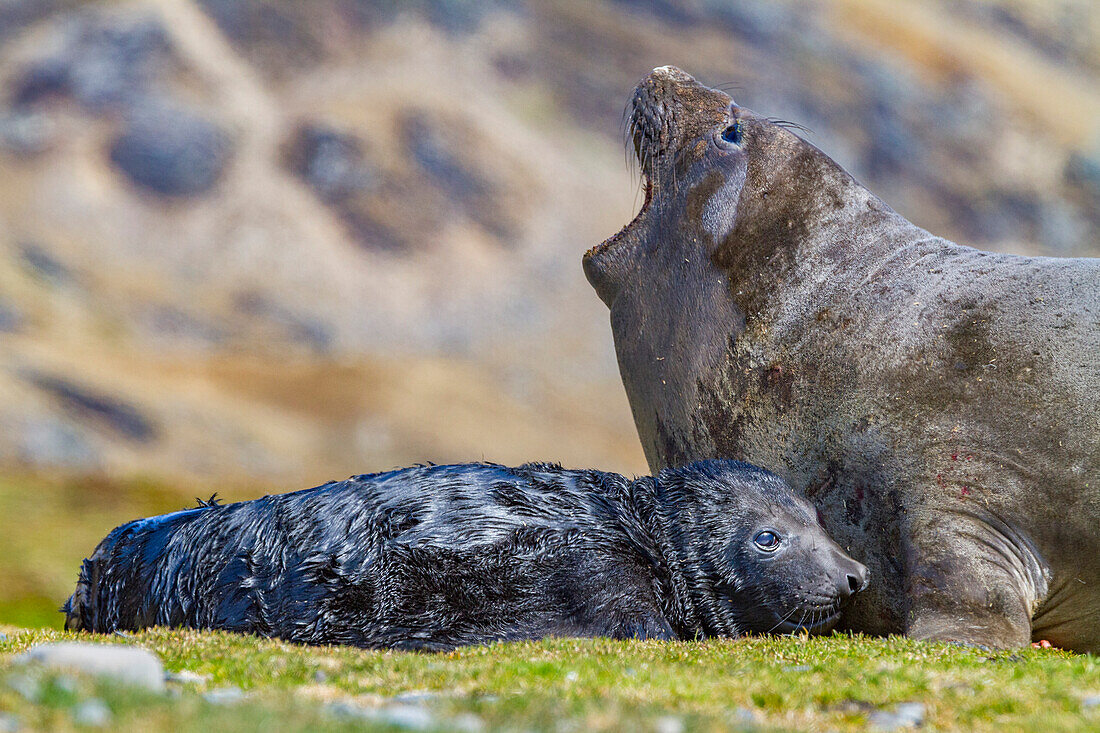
[0,0,1097,489]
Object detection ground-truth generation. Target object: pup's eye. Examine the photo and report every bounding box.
[753,530,781,551]
[721,121,743,145]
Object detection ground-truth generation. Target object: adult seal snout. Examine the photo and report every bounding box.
[586,66,1100,651]
[65,460,865,649]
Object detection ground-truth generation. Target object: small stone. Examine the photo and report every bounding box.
[564,670,579,682]
[72,699,112,728]
[869,701,925,729]
[377,704,434,730]
[15,643,164,692]
[312,670,328,683]
[203,687,245,705]
[326,701,435,730]
[655,715,684,733]
[0,712,21,732]
[165,670,209,685]
[1082,694,1100,708]
[784,664,812,672]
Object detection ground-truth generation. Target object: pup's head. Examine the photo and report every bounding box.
[659,459,868,635]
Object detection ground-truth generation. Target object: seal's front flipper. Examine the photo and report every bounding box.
[904,509,1048,649]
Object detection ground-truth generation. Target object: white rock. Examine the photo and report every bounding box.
[72,699,112,727]
[203,687,245,705]
[869,701,925,729]
[15,643,164,692]
[655,715,684,733]
[378,704,434,730]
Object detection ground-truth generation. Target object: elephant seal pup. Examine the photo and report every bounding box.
[584,65,1100,651]
[64,460,867,650]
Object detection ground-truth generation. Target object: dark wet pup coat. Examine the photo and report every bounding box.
[66,460,866,650]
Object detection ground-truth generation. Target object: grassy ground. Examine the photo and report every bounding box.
[2,627,1099,731]
[4,473,1100,730]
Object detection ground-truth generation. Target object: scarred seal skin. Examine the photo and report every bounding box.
[585,66,1100,652]
[64,460,866,650]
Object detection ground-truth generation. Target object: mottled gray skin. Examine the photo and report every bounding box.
[584,66,1100,651]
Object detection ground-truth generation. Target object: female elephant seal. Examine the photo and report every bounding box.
[64,460,866,650]
[584,66,1100,651]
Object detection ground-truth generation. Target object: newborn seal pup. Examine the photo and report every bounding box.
[64,460,867,650]
[584,65,1100,651]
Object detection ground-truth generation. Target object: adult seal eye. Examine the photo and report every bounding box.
[754,530,781,552]
[721,121,743,145]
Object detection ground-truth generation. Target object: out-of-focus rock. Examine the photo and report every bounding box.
[283,123,375,203]
[108,101,232,197]
[19,242,71,287]
[72,699,112,728]
[11,12,173,110]
[15,643,165,692]
[202,686,245,705]
[29,373,158,443]
[0,299,24,333]
[0,112,55,156]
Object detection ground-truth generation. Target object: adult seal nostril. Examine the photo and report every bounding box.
[585,64,1100,652]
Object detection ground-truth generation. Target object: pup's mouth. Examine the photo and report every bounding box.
[768,602,844,635]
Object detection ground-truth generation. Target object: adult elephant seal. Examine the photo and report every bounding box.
[584,65,1100,651]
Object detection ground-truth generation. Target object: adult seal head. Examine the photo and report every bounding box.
[585,66,1100,651]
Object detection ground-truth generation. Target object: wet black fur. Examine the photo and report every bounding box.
[65,460,857,650]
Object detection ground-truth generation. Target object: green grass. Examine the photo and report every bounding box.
[2,627,1100,731]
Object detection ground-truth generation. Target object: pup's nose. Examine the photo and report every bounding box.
[838,559,869,599]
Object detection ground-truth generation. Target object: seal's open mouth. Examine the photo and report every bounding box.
[584,175,651,261]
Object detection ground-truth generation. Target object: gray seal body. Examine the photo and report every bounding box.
[584,66,1100,651]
